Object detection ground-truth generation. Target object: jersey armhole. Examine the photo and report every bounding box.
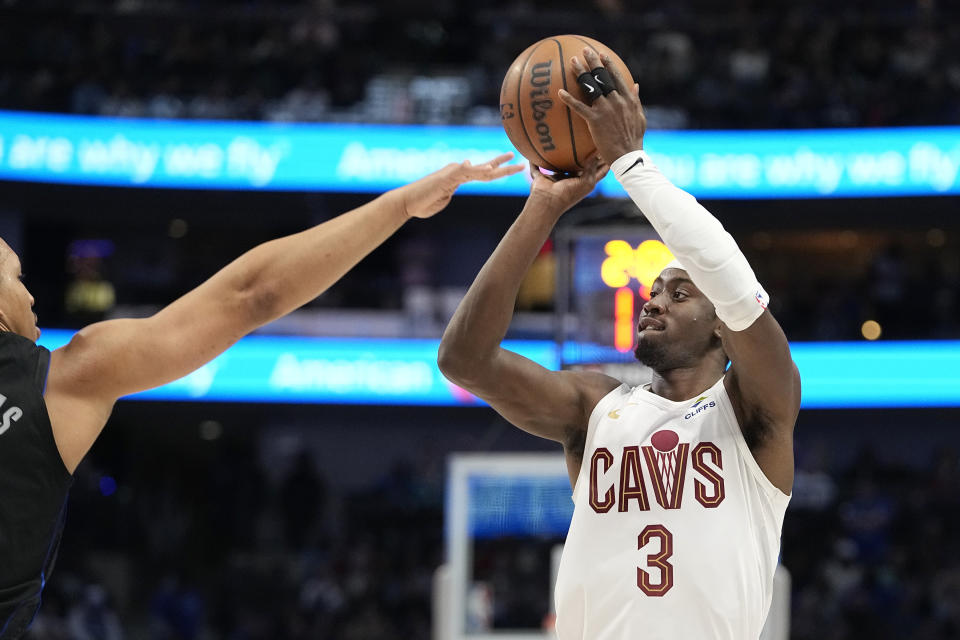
[570,383,631,502]
[36,346,51,394]
[35,346,73,480]
[716,380,791,505]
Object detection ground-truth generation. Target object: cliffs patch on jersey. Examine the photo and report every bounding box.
[684,395,717,420]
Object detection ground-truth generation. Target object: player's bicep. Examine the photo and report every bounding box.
[49,284,253,403]
[457,349,620,444]
[721,310,801,428]
[45,286,261,473]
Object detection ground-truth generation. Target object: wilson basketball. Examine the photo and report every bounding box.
[499,35,634,173]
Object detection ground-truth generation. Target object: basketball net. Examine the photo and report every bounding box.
[656,450,678,496]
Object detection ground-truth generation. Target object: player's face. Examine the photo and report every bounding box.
[0,241,40,341]
[634,268,720,370]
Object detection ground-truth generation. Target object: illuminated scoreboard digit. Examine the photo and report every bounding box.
[600,238,675,352]
[558,227,674,367]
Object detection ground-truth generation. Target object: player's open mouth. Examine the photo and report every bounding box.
[638,318,665,332]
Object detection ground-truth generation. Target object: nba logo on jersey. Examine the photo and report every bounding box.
[755,288,769,310]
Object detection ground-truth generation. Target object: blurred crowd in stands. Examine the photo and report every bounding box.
[21,419,960,640]
[49,224,960,342]
[1,0,958,129]
[785,444,960,640]
[26,440,443,640]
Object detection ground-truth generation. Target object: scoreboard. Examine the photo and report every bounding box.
[555,225,674,378]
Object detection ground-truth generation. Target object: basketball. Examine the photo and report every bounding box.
[499,35,634,173]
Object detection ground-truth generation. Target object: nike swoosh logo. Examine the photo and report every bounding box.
[594,74,605,85]
[585,84,596,93]
[618,156,645,176]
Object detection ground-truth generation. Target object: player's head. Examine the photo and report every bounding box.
[0,239,40,342]
[634,261,725,372]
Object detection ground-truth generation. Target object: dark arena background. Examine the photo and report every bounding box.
[2,1,959,639]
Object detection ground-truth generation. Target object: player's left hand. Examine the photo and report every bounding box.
[398,152,524,219]
[528,154,609,214]
[557,48,646,163]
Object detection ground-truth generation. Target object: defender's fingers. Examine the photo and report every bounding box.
[462,153,519,180]
[495,163,525,178]
[471,162,524,181]
[483,152,515,167]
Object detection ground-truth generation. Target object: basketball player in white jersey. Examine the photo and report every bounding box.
[438,48,799,639]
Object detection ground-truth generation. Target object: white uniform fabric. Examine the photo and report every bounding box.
[554,377,790,640]
[611,150,769,331]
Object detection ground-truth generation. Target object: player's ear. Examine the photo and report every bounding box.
[713,314,724,340]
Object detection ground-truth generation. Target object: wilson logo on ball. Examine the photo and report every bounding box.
[528,60,556,152]
[500,35,634,173]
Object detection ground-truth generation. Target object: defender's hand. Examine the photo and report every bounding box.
[398,152,524,219]
[558,48,646,163]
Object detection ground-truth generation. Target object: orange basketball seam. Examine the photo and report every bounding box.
[570,35,607,168]
[552,37,582,170]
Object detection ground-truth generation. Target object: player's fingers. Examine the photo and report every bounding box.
[569,55,589,77]
[533,164,573,183]
[578,49,622,99]
[582,154,609,180]
[595,160,610,180]
[557,89,592,119]
[532,164,557,182]
[600,53,634,97]
[582,48,604,72]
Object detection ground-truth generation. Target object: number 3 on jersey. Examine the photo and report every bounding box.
[638,524,673,596]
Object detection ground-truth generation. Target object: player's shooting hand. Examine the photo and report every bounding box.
[528,154,609,214]
[557,48,646,163]
[398,152,524,219]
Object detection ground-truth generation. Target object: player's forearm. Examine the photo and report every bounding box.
[221,191,408,326]
[612,151,768,331]
[438,197,561,381]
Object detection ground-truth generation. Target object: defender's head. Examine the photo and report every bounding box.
[634,261,725,372]
[0,240,40,341]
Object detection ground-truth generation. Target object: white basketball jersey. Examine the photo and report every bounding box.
[554,376,790,640]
